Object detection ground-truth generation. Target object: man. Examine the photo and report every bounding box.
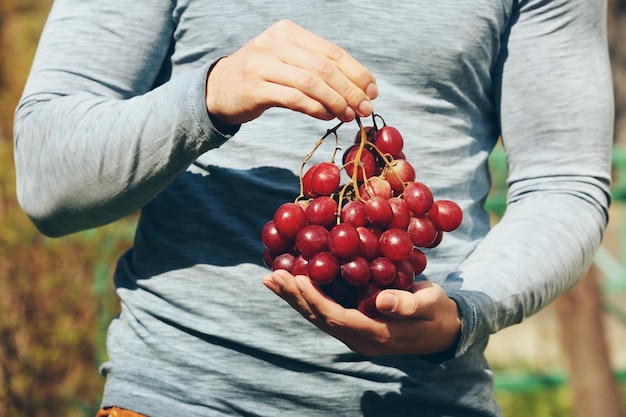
[14,1,613,416]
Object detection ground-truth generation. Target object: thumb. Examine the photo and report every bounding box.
[376,289,421,318]
[376,281,439,319]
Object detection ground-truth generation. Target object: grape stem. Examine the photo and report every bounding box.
[351,117,368,201]
[295,114,406,225]
[334,116,370,224]
[296,121,343,202]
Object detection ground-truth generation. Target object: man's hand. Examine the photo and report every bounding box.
[262,269,462,357]
[205,19,378,127]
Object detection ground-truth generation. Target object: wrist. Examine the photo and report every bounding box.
[421,298,462,364]
[205,56,240,135]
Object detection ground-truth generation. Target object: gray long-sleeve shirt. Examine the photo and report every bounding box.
[14,1,614,416]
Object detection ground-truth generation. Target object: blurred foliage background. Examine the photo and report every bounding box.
[1,1,625,416]
[1,1,138,416]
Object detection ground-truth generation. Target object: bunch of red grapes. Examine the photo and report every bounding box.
[262,116,463,317]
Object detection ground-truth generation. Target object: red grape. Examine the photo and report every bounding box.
[408,248,427,276]
[428,200,463,232]
[295,224,329,258]
[340,256,371,286]
[340,200,368,227]
[310,162,341,196]
[365,196,394,228]
[343,145,377,183]
[328,223,360,259]
[353,125,375,144]
[271,252,296,272]
[369,257,397,286]
[387,197,411,230]
[356,226,380,260]
[383,159,416,194]
[263,249,276,269]
[374,125,404,158]
[273,202,306,237]
[426,229,443,248]
[390,259,415,290]
[322,277,352,305]
[407,215,439,248]
[356,283,382,317]
[379,228,413,261]
[306,196,338,228]
[302,166,318,198]
[359,177,392,200]
[307,251,340,285]
[292,255,309,275]
[403,181,434,215]
[262,220,294,253]
[262,116,464,318]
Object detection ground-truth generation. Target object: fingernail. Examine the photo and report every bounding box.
[295,275,307,291]
[262,278,279,293]
[378,293,398,312]
[271,272,285,287]
[343,107,356,122]
[357,100,373,117]
[365,82,378,100]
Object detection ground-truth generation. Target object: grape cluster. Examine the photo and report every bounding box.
[262,116,462,317]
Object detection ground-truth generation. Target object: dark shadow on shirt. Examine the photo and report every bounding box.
[125,165,301,278]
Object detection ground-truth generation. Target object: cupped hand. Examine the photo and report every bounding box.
[262,269,462,357]
[206,20,378,127]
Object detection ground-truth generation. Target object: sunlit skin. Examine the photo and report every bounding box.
[205,20,378,128]
[205,19,461,358]
[262,270,461,357]
[260,124,464,356]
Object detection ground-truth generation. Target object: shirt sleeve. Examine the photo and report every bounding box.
[443,0,614,356]
[13,0,234,237]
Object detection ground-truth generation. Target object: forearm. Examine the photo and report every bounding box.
[446,189,609,355]
[13,0,236,237]
[14,64,231,237]
[444,0,613,356]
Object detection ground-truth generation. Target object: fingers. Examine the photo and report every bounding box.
[262,60,362,122]
[206,20,378,126]
[373,283,462,355]
[256,77,342,121]
[289,274,394,355]
[284,20,374,89]
[263,270,461,356]
[275,20,378,115]
[272,20,377,118]
[262,270,318,322]
[376,281,444,320]
[263,269,378,333]
[293,273,372,329]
